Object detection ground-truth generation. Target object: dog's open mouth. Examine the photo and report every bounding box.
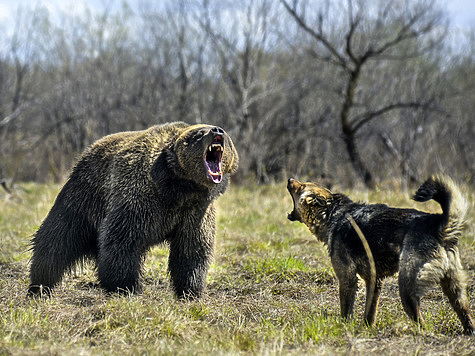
[205,135,223,183]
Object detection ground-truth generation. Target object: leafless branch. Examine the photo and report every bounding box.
[351,102,428,133]
[279,0,347,68]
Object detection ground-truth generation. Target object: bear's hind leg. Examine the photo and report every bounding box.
[28,208,96,297]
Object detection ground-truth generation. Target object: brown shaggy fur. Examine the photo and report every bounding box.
[287,175,474,334]
[28,122,238,298]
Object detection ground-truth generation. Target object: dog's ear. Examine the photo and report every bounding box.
[305,194,327,207]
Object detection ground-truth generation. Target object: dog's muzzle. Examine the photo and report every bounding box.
[288,210,297,221]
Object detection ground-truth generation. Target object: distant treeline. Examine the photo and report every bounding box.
[0,0,474,188]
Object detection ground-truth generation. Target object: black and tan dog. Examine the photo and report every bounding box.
[287,175,474,334]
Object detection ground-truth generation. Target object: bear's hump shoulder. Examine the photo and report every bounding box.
[83,122,191,158]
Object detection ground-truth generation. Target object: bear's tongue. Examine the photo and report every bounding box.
[205,139,223,183]
[206,160,222,183]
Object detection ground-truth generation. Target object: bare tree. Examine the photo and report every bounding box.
[280,0,447,187]
[1,0,473,185]
[198,0,292,181]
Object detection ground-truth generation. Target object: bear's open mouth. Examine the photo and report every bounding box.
[205,135,223,183]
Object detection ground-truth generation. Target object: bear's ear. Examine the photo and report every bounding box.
[223,135,239,174]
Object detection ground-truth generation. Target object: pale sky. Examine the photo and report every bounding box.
[447,0,475,28]
[0,0,473,36]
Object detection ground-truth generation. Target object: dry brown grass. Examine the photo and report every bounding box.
[1,181,475,354]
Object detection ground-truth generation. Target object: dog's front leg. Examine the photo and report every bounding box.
[338,275,358,319]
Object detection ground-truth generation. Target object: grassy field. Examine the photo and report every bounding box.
[1,181,475,355]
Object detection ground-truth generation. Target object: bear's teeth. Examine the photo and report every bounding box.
[209,144,222,151]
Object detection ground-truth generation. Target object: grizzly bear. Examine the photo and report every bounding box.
[28,122,238,298]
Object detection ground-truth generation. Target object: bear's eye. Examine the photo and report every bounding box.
[192,130,206,141]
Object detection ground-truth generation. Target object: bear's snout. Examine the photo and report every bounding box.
[211,126,225,136]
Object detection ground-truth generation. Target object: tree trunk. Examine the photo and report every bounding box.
[340,67,376,189]
[342,130,375,188]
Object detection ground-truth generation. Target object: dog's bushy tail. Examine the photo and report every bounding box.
[413,175,467,245]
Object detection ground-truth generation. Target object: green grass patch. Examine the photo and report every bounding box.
[245,255,309,283]
[1,181,475,354]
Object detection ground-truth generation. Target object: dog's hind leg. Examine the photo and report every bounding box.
[364,279,382,326]
[398,261,425,328]
[440,252,474,334]
[399,285,425,328]
[440,276,474,334]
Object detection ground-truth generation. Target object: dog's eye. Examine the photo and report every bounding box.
[304,194,326,206]
[304,195,317,205]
